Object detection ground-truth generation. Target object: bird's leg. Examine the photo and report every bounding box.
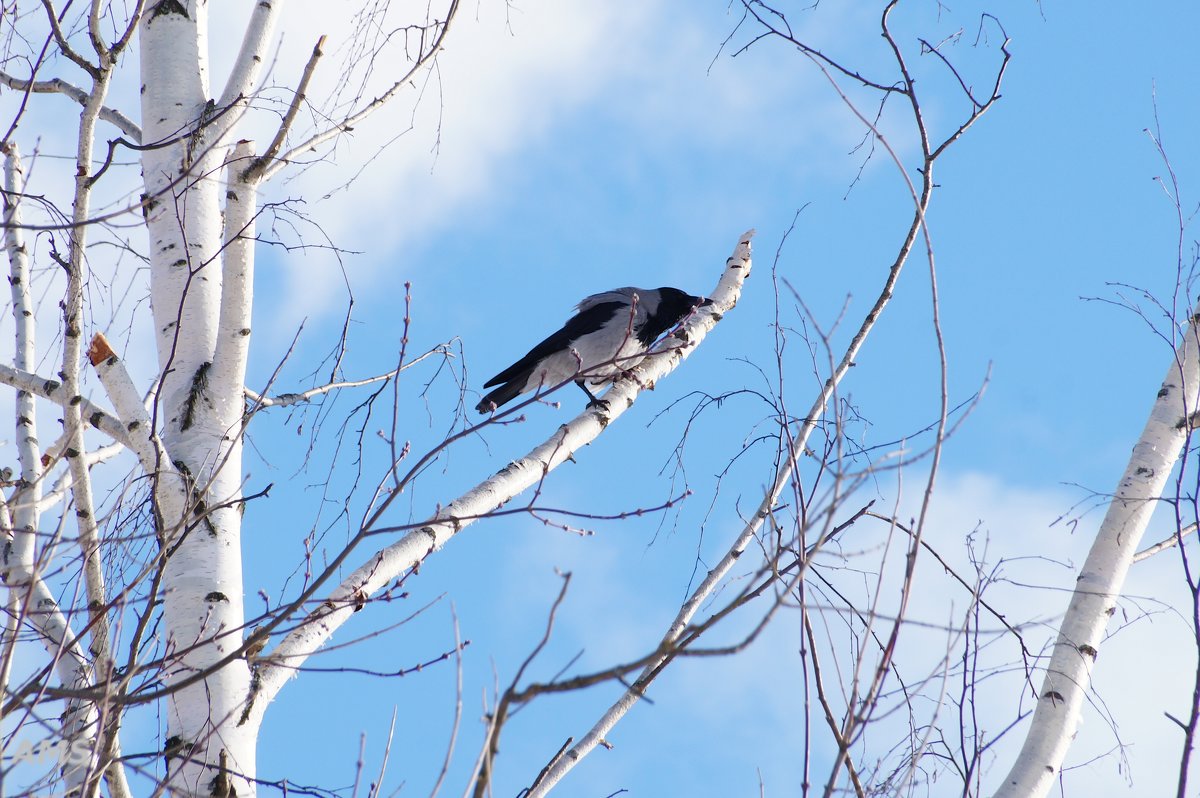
[575,380,609,411]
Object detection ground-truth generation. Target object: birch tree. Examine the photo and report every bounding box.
[4,0,1193,796]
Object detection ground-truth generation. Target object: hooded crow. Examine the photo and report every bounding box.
[475,286,709,413]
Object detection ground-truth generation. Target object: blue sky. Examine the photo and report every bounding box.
[3,1,1200,796]
[230,2,1200,797]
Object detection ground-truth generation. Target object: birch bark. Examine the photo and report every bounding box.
[139,3,257,791]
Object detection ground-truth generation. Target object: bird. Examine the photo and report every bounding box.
[475,286,710,414]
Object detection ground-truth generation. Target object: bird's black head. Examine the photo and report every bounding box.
[637,287,708,344]
[654,287,708,319]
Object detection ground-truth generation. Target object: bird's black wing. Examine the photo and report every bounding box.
[483,301,626,388]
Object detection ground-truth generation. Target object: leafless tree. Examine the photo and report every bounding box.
[3,1,1194,797]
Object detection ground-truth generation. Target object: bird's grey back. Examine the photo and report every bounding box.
[576,287,651,314]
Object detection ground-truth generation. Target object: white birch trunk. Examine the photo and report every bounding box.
[140,0,222,418]
[3,143,105,790]
[140,5,256,792]
[993,309,1200,796]
[3,143,40,600]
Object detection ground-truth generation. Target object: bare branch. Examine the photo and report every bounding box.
[0,362,133,448]
[3,142,41,562]
[259,0,460,183]
[243,343,454,408]
[1133,522,1199,563]
[58,52,122,793]
[243,35,326,183]
[477,572,572,798]
[0,72,142,141]
[39,0,99,76]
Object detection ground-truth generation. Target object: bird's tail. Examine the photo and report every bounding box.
[475,380,524,414]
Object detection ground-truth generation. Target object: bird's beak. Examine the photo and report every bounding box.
[699,297,715,307]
